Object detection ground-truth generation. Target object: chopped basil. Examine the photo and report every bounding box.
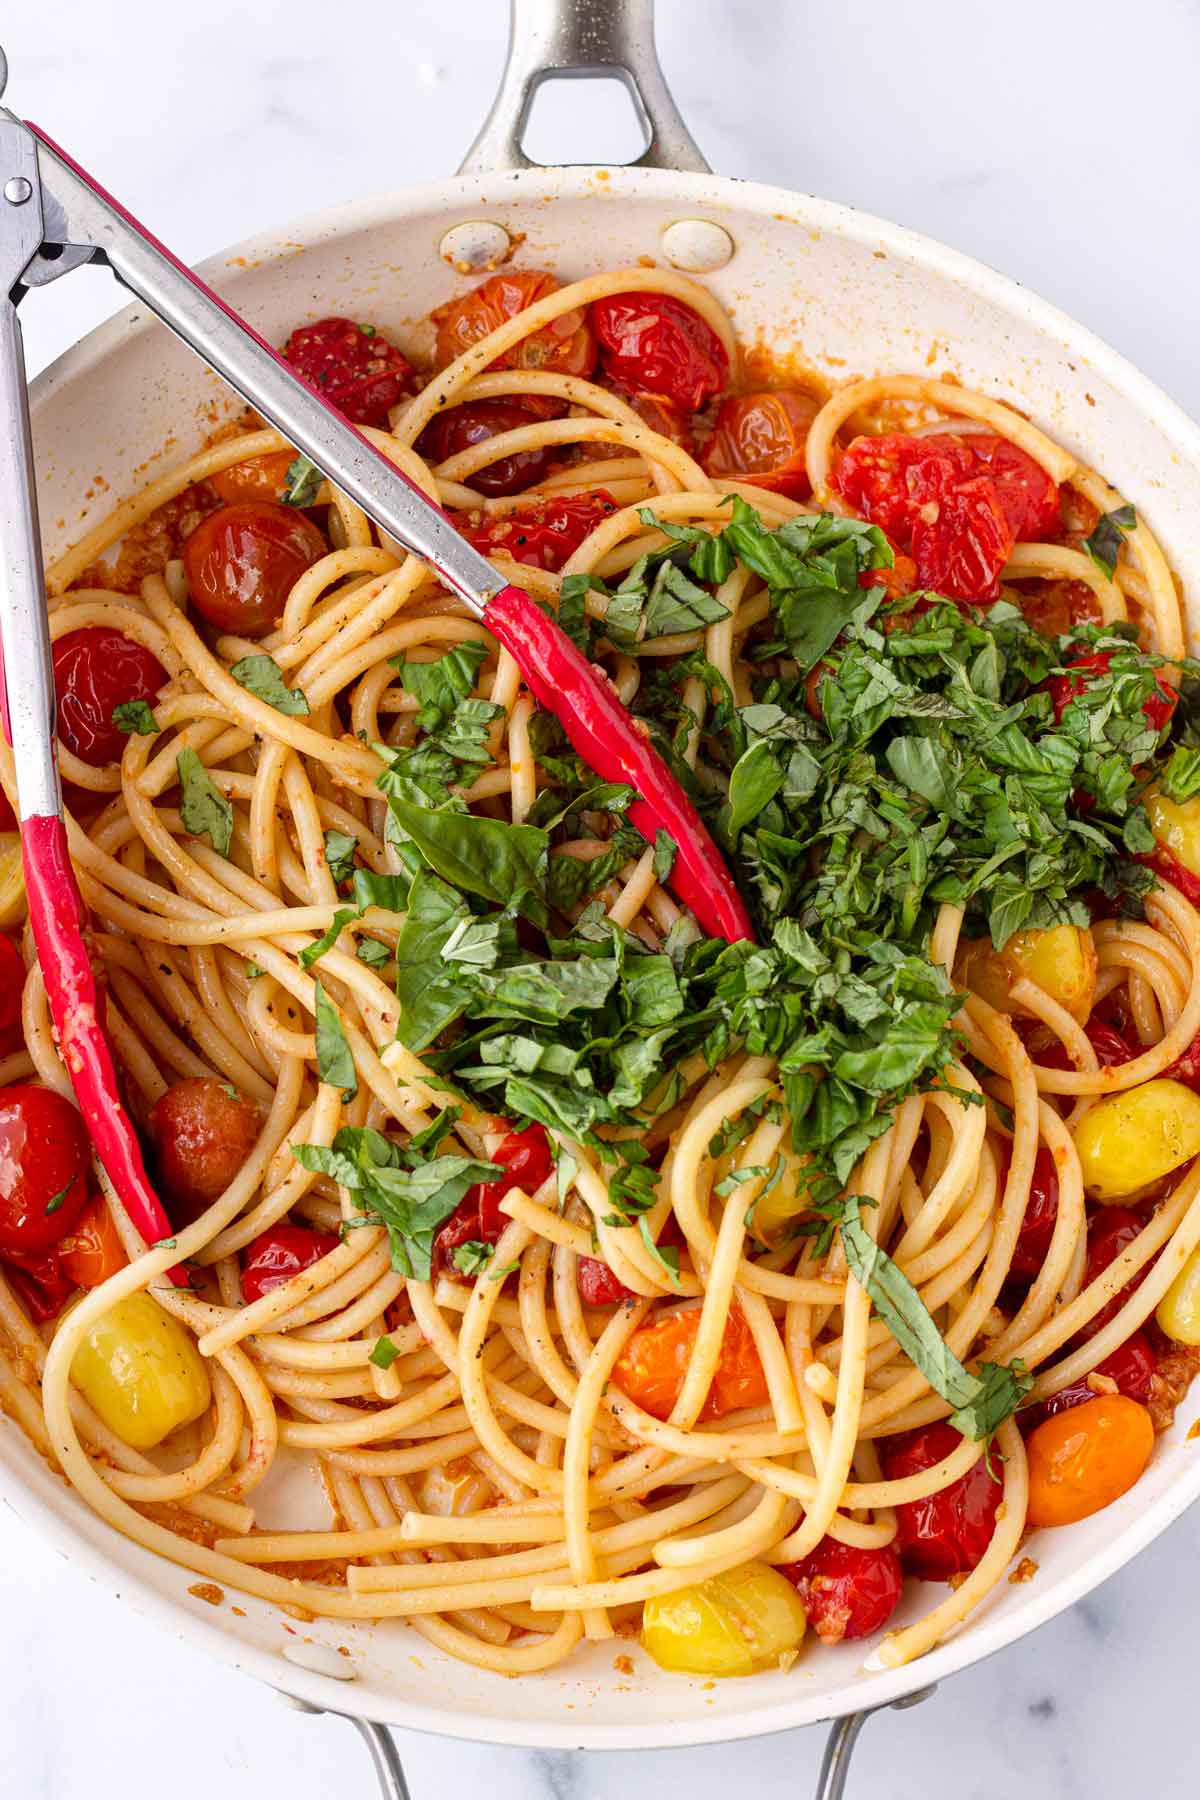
[231,654,310,717]
[1083,504,1137,580]
[299,908,358,970]
[452,1240,494,1277]
[323,829,359,884]
[652,830,676,884]
[355,937,392,970]
[312,979,357,1098]
[369,1335,400,1369]
[638,1215,680,1281]
[176,748,232,856]
[283,455,323,507]
[112,699,158,736]
[43,1182,71,1215]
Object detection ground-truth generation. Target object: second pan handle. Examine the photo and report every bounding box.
[457,0,709,176]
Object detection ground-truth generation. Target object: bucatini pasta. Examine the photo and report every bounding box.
[2,264,1200,1680]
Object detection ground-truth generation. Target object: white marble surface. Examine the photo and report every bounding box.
[3,1,1200,1794]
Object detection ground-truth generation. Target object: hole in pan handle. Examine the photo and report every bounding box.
[458,0,710,176]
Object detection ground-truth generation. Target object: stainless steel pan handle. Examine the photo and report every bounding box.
[458,0,710,175]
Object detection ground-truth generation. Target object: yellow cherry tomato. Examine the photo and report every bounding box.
[641,1559,807,1677]
[68,1291,211,1449]
[1147,789,1200,878]
[0,833,26,931]
[1026,1395,1154,1528]
[1072,1078,1200,1201]
[955,924,1096,1022]
[1157,1243,1200,1345]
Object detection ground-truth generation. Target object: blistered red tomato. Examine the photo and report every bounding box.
[1147,848,1200,907]
[1010,1146,1060,1282]
[209,450,297,505]
[0,1086,90,1259]
[1039,1019,1138,1074]
[417,400,555,497]
[284,317,413,427]
[0,937,24,1052]
[778,1537,904,1643]
[434,1122,554,1279]
[878,1421,1001,1580]
[241,1223,340,1303]
[465,490,617,572]
[592,294,728,413]
[701,390,819,499]
[149,1078,263,1224]
[182,502,327,637]
[1049,650,1175,737]
[1080,1206,1147,1340]
[621,389,696,452]
[433,271,595,378]
[832,432,1060,603]
[52,628,167,766]
[1032,1330,1157,1425]
[577,1215,684,1306]
[612,1305,768,1422]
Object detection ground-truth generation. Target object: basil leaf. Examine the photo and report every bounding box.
[283,455,323,507]
[313,979,357,1097]
[384,792,548,916]
[1161,744,1200,803]
[350,868,410,914]
[356,937,392,969]
[369,1335,400,1369]
[638,1215,680,1280]
[641,562,731,640]
[391,641,488,731]
[886,736,955,812]
[299,907,358,970]
[452,1240,494,1277]
[177,748,233,856]
[723,740,786,838]
[652,830,676,883]
[323,829,359,884]
[112,699,158,736]
[394,873,474,1051]
[231,654,310,717]
[1083,504,1137,580]
[557,575,599,654]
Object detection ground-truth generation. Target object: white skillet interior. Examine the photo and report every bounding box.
[9,165,1200,1747]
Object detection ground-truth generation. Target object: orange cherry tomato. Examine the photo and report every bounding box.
[701,390,820,499]
[181,502,327,637]
[1016,579,1101,636]
[209,451,298,505]
[149,1078,263,1225]
[432,270,596,378]
[612,1305,768,1421]
[1026,1393,1154,1528]
[60,1197,128,1287]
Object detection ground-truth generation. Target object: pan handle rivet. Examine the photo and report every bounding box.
[661,219,734,273]
[439,220,513,274]
[4,176,33,205]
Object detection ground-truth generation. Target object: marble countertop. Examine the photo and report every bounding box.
[3,1,1199,1794]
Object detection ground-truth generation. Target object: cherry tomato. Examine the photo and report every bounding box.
[1032,1330,1157,1425]
[612,1305,768,1422]
[804,662,830,722]
[433,271,595,378]
[1168,1030,1200,1093]
[284,316,413,426]
[0,936,25,1053]
[209,450,298,505]
[860,549,919,601]
[1009,1146,1060,1282]
[592,294,729,413]
[60,1196,128,1288]
[465,490,618,572]
[1080,1206,1147,1340]
[1145,847,1200,907]
[4,1256,75,1323]
[182,502,327,637]
[433,1122,554,1280]
[1048,650,1175,737]
[701,390,819,499]
[878,1421,1000,1580]
[240,1222,340,1303]
[832,433,1060,603]
[1038,1018,1138,1074]
[621,389,696,452]
[417,400,556,497]
[0,1085,90,1258]
[52,628,167,767]
[149,1078,263,1224]
[1016,579,1101,636]
[777,1538,904,1643]
[577,1215,684,1306]
[1026,1393,1154,1527]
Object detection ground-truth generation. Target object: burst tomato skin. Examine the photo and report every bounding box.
[1147,848,1200,907]
[240,1223,341,1303]
[1030,1330,1157,1427]
[1080,1206,1147,1340]
[52,628,167,766]
[433,1123,555,1280]
[0,936,25,1051]
[832,432,1059,603]
[777,1538,904,1643]
[465,490,617,572]
[433,271,595,378]
[1049,650,1175,736]
[149,1079,263,1224]
[1010,1146,1061,1281]
[0,1086,90,1259]
[59,1196,128,1288]
[701,390,819,498]
[284,317,413,426]
[878,1421,1001,1580]
[182,502,327,637]
[417,400,556,497]
[612,1305,768,1422]
[592,294,729,413]
[1038,1019,1138,1074]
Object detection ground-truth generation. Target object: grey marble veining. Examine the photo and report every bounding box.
[3,2,1199,1795]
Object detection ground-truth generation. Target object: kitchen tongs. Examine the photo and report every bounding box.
[0,55,754,1261]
